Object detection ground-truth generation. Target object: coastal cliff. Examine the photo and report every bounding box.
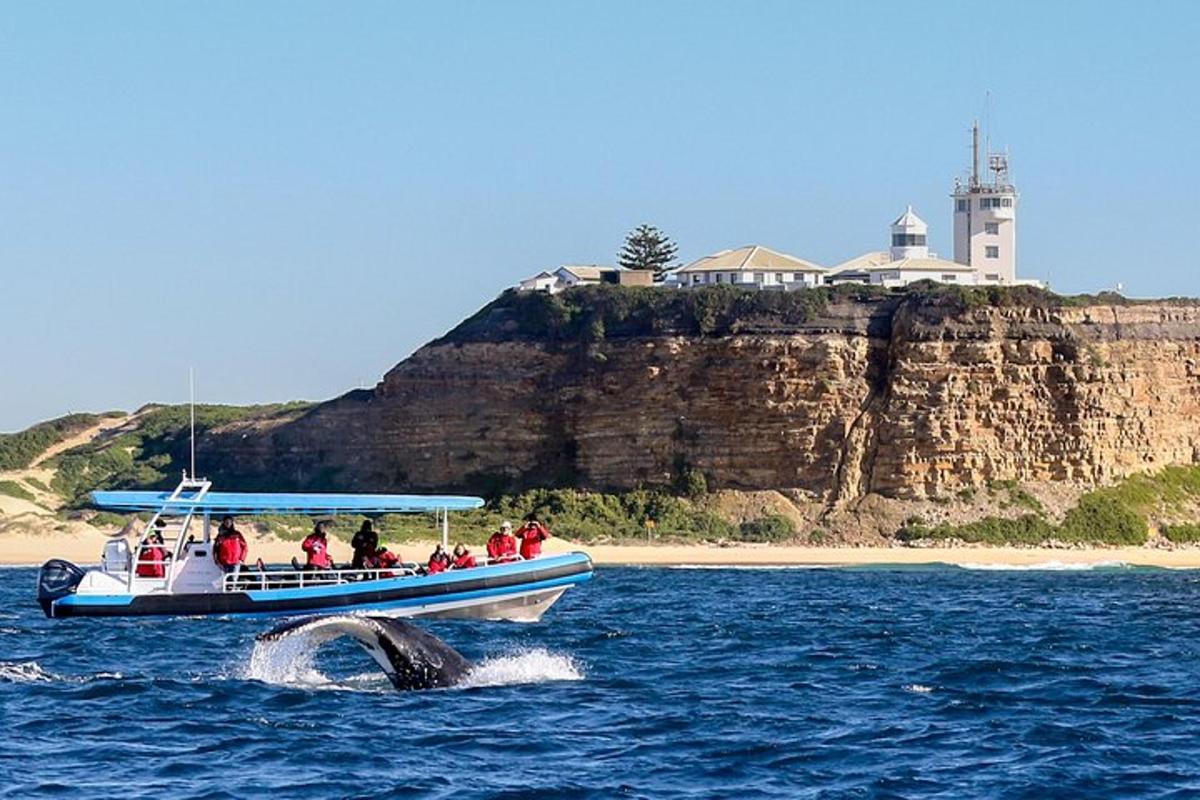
[203,286,1200,508]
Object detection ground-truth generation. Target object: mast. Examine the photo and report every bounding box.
[972,120,980,188]
[189,367,196,478]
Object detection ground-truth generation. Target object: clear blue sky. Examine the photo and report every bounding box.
[3,1,1198,431]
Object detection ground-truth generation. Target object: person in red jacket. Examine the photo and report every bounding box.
[427,544,451,574]
[363,545,401,578]
[452,544,477,570]
[214,516,248,576]
[516,518,551,561]
[301,521,334,570]
[136,528,170,578]
[486,521,518,563]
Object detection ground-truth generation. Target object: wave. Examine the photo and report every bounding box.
[0,661,57,683]
[457,648,584,689]
[0,660,122,684]
[956,560,1133,572]
[666,564,841,571]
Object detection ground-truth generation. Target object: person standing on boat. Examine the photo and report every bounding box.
[451,544,477,569]
[516,517,551,560]
[302,521,335,570]
[351,520,379,569]
[214,516,248,577]
[427,544,451,574]
[136,521,170,578]
[487,521,518,563]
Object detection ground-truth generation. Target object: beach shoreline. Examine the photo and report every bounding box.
[3,529,1200,569]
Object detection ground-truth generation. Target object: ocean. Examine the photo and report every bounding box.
[4,563,1200,798]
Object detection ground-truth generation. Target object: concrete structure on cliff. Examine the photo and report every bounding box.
[953,121,1018,283]
[517,264,653,294]
[827,207,984,288]
[519,121,1040,292]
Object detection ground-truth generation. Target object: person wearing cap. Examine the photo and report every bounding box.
[486,521,518,563]
[427,543,451,574]
[451,543,477,570]
[516,516,552,561]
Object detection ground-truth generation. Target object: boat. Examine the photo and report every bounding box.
[36,473,593,620]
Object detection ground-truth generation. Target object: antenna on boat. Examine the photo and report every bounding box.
[189,367,196,479]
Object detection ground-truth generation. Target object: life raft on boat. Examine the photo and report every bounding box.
[37,475,593,621]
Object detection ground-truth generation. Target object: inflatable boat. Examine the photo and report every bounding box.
[37,474,593,620]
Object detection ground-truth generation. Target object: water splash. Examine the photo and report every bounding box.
[0,660,57,683]
[242,633,330,688]
[904,683,934,694]
[458,648,584,689]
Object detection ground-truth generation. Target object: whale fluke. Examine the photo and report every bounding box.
[258,615,472,691]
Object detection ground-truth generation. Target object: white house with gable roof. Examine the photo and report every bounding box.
[675,245,826,289]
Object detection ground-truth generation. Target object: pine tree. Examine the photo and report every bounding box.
[618,224,679,278]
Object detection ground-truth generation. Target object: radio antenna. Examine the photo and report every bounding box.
[189,367,196,479]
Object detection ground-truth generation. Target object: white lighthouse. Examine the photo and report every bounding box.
[952,121,1018,283]
[890,205,929,261]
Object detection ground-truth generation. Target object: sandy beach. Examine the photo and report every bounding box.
[4,528,1200,569]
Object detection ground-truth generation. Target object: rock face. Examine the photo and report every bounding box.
[206,293,1200,502]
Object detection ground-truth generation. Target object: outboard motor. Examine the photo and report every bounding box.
[37,559,85,617]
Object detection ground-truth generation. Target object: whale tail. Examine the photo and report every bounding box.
[258,615,472,691]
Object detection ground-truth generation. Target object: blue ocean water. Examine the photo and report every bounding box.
[4,564,1200,799]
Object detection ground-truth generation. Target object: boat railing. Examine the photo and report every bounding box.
[221,564,422,592]
[220,554,531,592]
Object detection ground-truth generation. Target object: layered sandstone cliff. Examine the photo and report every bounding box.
[204,289,1200,505]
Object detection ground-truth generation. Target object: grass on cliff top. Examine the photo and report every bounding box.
[433,282,1181,347]
[0,412,125,471]
[900,465,1200,546]
[50,402,314,508]
[435,283,890,344]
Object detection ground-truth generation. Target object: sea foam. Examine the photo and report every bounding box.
[957,560,1131,571]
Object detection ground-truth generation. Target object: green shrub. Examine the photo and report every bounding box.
[0,413,119,470]
[1161,523,1200,544]
[680,468,708,500]
[87,511,131,530]
[0,480,36,503]
[736,514,796,543]
[25,477,51,493]
[897,515,1053,545]
[1059,493,1148,545]
[51,403,312,507]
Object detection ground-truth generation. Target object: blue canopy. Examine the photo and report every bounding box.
[91,490,485,515]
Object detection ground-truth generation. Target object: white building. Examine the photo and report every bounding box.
[952,121,1018,283]
[517,270,560,293]
[675,245,825,289]
[517,264,655,293]
[828,207,987,287]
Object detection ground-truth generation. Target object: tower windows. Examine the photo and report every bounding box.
[985,222,999,234]
[956,199,968,212]
[985,246,1000,259]
[891,233,927,247]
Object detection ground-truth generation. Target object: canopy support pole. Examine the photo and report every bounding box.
[441,508,449,549]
